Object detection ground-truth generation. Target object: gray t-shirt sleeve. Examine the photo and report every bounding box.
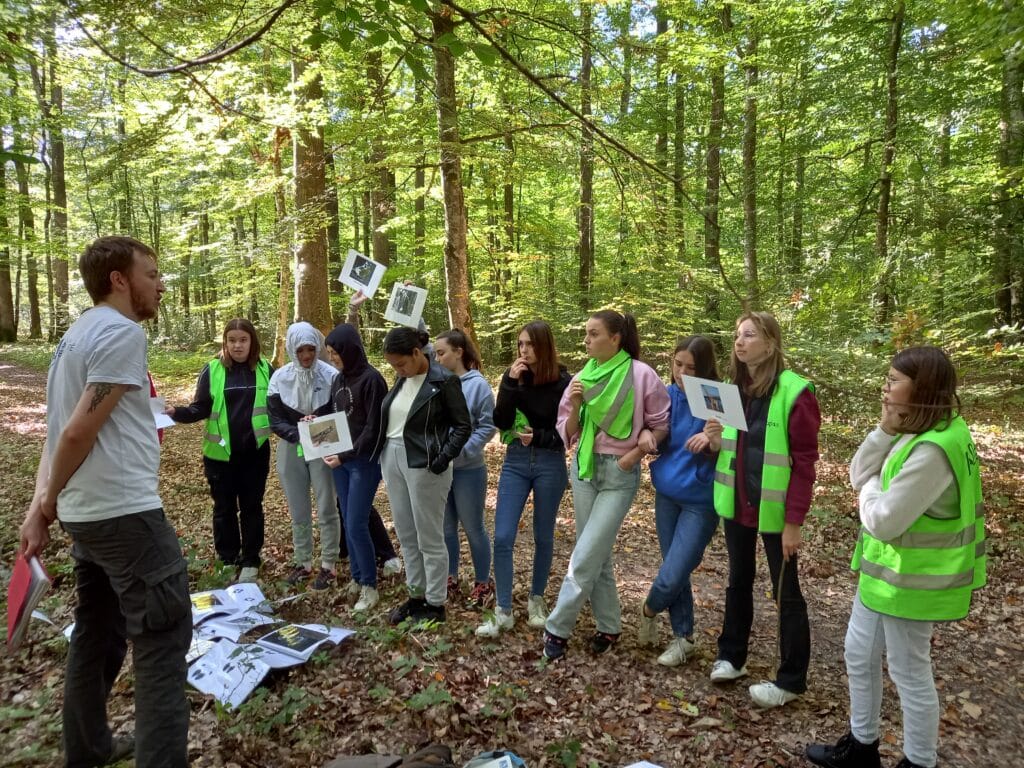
[85,321,147,389]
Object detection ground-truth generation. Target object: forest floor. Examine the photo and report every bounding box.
[1,355,1023,768]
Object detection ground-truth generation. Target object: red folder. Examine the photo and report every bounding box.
[7,553,51,653]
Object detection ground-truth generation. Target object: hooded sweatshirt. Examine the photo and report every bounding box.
[453,368,497,469]
[325,322,388,460]
[648,382,716,506]
[267,321,336,444]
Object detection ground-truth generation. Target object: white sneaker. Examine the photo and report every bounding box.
[637,604,658,647]
[475,607,514,638]
[382,557,402,576]
[354,586,380,612]
[345,579,361,598]
[527,595,547,628]
[657,636,696,667]
[709,659,749,682]
[749,681,799,708]
[237,567,259,583]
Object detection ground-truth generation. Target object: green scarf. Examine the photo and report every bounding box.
[500,408,530,445]
[576,348,634,479]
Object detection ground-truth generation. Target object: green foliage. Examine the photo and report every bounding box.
[545,737,583,768]
[224,685,319,736]
[405,680,453,711]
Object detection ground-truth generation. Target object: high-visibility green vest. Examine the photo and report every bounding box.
[203,358,271,461]
[851,415,985,621]
[713,370,812,533]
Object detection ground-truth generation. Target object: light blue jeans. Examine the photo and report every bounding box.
[646,492,718,638]
[546,453,639,639]
[492,443,568,611]
[444,464,492,583]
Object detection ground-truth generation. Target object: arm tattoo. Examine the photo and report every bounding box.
[87,383,116,413]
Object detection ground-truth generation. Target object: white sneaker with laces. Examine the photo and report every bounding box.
[709,659,749,682]
[637,604,658,647]
[382,557,402,576]
[657,636,696,667]
[475,607,514,638]
[749,681,799,708]
[237,567,259,584]
[354,586,379,612]
[527,595,547,628]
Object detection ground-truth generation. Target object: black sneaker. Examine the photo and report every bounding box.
[806,732,881,768]
[102,734,134,766]
[543,631,568,661]
[589,631,620,654]
[310,568,335,590]
[412,602,447,623]
[285,564,312,585]
[389,597,427,625]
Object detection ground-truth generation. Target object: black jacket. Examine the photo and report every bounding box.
[492,365,572,452]
[325,323,388,461]
[374,361,472,473]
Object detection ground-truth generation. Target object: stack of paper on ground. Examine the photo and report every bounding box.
[190,582,270,625]
[188,624,353,708]
[196,609,278,642]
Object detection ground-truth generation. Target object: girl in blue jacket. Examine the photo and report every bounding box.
[434,329,498,606]
[637,335,720,666]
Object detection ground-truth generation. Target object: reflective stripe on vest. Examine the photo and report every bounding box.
[203,358,271,461]
[851,415,985,621]
[713,370,812,533]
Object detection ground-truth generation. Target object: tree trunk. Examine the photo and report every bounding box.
[995,4,1023,326]
[414,78,427,261]
[367,50,396,268]
[14,157,42,339]
[291,57,332,334]
[0,159,15,341]
[741,8,759,305]
[789,154,806,274]
[578,0,595,308]
[617,1,632,118]
[872,0,905,326]
[704,11,729,320]
[272,126,291,367]
[652,4,669,259]
[431,8,475,340]
[933,113,951,317]
[673,70,687,262]
[325,149,342,290]
[31,14,69,339]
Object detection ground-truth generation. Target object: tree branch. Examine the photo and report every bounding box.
[62,0,300,76]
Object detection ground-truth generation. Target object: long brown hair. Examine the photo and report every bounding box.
[890,345,960,434]
[590,309,641,359]
[436,329,482,371]
[521,320,560,384]
[675,335,720,381]
[220,318,262,370]
[730,311,785,398]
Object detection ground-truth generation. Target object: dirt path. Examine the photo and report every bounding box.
[1,357,1022,767]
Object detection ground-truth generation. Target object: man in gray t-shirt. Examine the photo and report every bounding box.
[20,236,190,768]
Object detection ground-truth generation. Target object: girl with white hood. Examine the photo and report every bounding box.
[268,321,342,589]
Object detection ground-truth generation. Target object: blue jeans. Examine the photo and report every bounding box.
[492,443,568,611]
[61,509,191,768]
[444,464,491,583]
[546,454,639,638]
[332,456,383,588]
[646,492,718,638]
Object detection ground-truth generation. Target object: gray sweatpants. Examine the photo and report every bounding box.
[276,440,341,569]
[381,438,452,606]
[846,590,938,767]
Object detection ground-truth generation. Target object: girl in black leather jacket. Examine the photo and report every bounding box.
[376,327,472,624]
